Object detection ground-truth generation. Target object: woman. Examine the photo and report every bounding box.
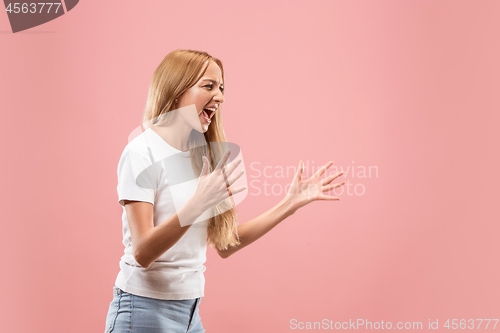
[104,49,346,333]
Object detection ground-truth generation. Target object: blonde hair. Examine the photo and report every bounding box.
[142,49,240,251]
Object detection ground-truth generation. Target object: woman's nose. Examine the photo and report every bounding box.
[214,89,224,103]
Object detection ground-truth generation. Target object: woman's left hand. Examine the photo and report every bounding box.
[283,160,346,215]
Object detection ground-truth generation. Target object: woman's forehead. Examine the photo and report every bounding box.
[199,65,223,85]
[203,60,222,78]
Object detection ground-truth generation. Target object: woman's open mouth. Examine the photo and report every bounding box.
[202,108,214,123]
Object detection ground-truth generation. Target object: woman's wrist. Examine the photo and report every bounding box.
[279,195,299,217]
[178,195,206,227]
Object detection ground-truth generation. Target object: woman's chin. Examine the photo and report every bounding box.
[193,123,209,133]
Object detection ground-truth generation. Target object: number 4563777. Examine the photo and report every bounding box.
[443,319,499,330]
[5,3,62,14]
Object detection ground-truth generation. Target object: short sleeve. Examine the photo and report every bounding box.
[117,147,157,207]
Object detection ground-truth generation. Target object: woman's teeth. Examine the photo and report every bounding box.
[202,109,211,123]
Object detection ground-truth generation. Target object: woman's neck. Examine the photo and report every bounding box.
[151,122,192,152]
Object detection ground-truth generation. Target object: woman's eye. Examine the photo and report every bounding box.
[204,84,223,92]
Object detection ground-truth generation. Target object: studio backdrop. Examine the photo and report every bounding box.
[1,1,499,332]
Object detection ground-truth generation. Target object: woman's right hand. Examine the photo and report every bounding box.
[192,150,246,213]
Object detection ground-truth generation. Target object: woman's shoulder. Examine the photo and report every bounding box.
[121,130,151,156]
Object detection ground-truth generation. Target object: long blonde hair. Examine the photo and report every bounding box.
[141,49,240,251]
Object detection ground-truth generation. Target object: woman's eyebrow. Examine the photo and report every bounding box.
[201,79,223,86]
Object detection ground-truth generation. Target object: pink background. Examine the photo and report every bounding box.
[1,1,499,332]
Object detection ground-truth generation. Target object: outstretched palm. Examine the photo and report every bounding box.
[284,160,346,214]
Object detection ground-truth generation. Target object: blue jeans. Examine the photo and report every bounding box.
[104,286,205,333]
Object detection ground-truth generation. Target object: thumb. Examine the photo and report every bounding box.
[200,156,208,176]
[293,160,304,181]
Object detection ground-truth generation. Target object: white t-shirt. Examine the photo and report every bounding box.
[114,127,209,300]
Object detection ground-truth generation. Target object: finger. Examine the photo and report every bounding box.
[313,160,334,178]
[222,158,242,179]
[292,160,304,182]
[322,181,346,192]
[321,171,346,186]
[221,160,241,185]
[215,150,232,171]
[222,187,231,199]
[317,194,340,201]
[226,167,245,187]
[229,185,247,196]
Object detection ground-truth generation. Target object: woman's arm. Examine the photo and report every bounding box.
[211,197,294,259]
[127,152,245,267]
[125,196,204,268]
[211,160,346,259]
